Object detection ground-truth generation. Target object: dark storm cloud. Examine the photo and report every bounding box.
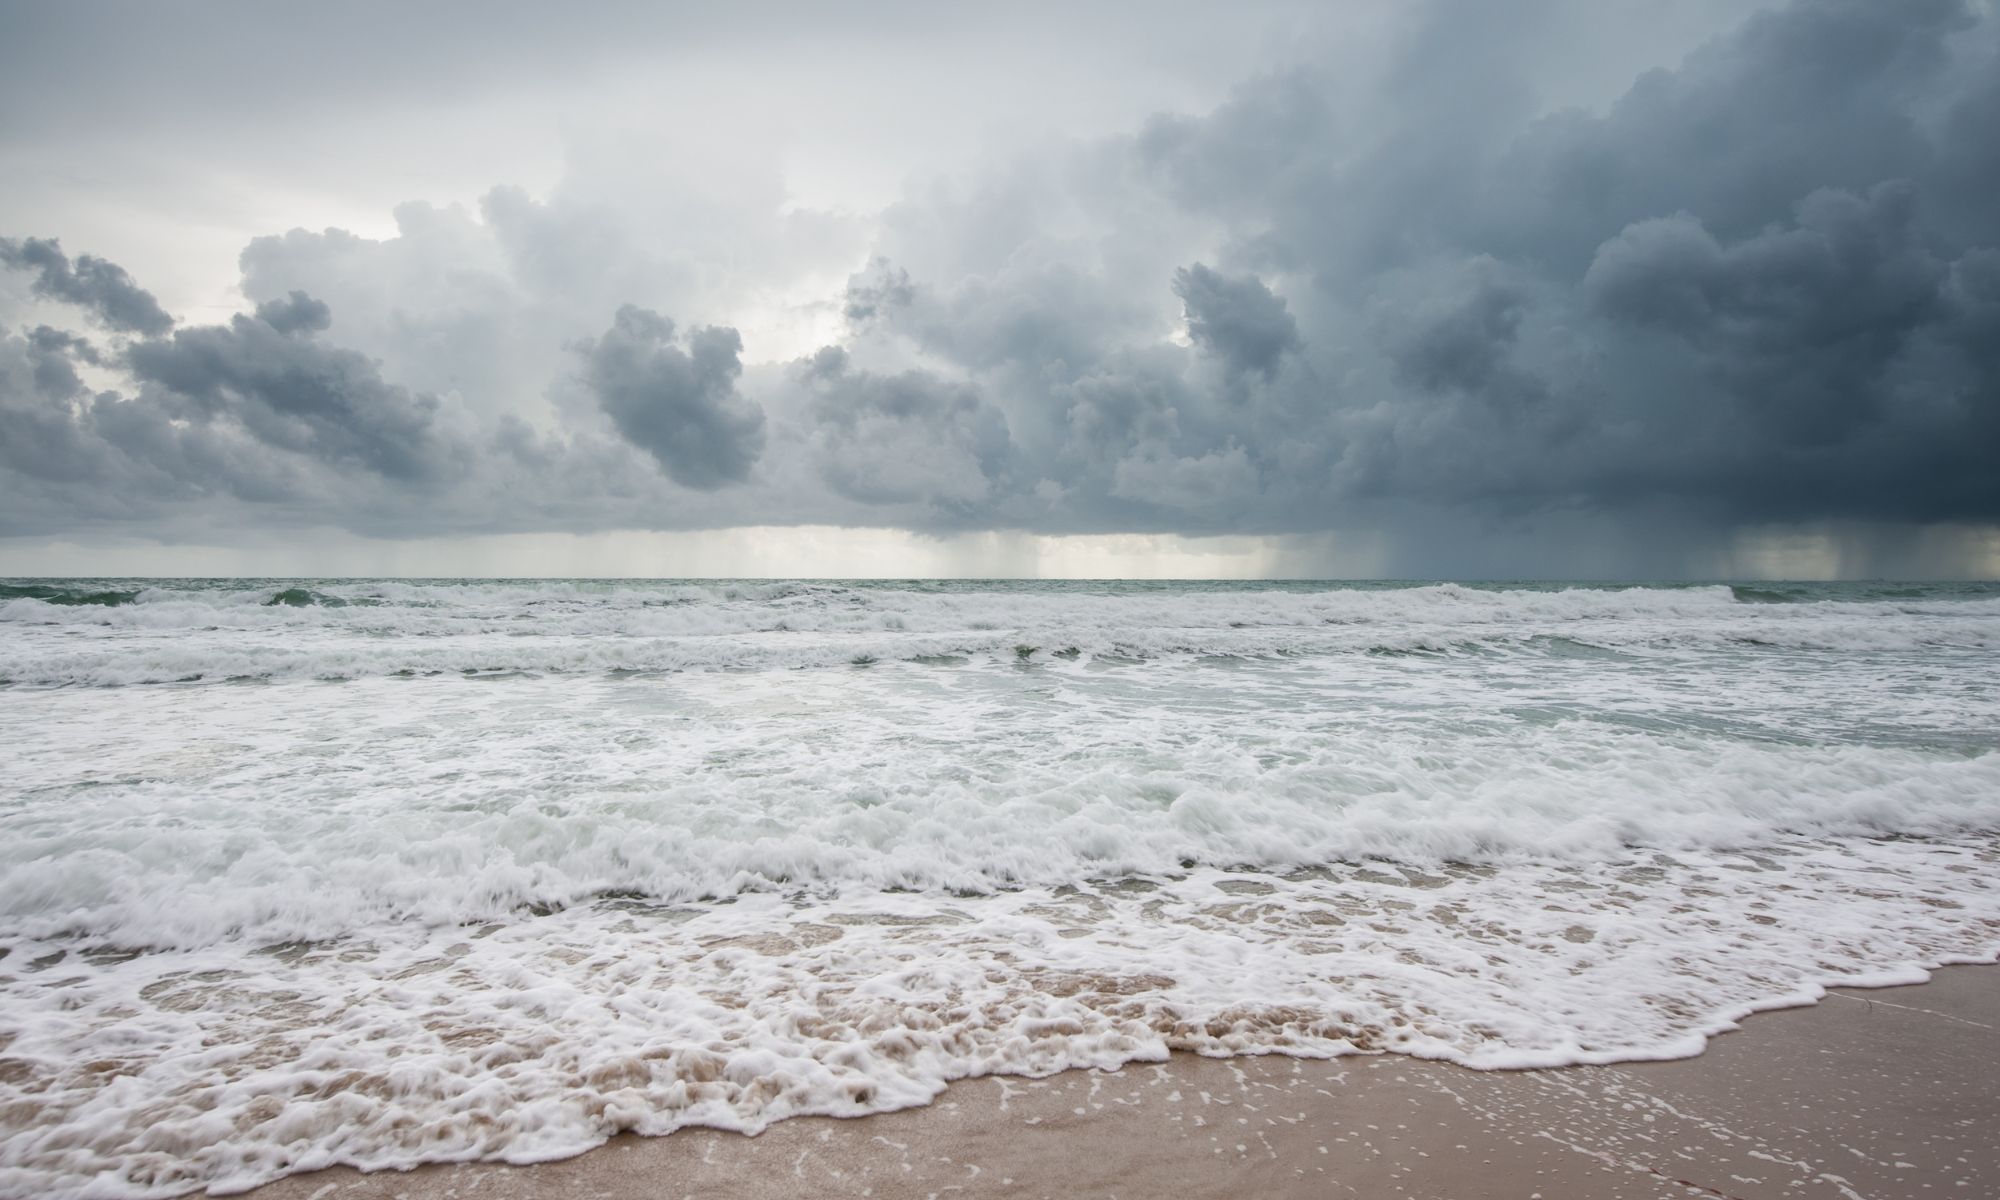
[1474,0,1972,271]
[1093,0,2000,529]
[23,327,101,399]
[125,299,449,482]
[0,328,303,537]
[254,291,335,336]
[1171,264,1299,380]
[0,237,175,336]
[5,0,2000,566]
[1389,274,1528,396]
[1584,183,1947,441]
[574,305,765,490]
[0,336,104,484]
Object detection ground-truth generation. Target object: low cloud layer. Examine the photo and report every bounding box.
[3,0,1998,574]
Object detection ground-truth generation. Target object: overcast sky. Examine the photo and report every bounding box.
[2,0,1997,578]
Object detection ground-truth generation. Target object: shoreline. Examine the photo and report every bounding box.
[235,962,2000,1199]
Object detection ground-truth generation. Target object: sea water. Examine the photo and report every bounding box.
[2,578,1997,1196]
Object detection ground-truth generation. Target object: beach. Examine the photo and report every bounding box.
[243,964,1999,1199]
[4,579,1998,1197]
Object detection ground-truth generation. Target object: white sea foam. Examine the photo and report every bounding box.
[1,580,1998,1197]
[3,841,1996,1198]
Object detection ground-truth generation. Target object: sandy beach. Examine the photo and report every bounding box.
[237,963,1997,1200]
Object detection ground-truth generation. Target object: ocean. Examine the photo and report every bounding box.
[3,577,1998,1197]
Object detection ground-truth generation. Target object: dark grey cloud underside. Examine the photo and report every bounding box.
[2,0,1998,555]
[574,305,765,491]
[1172,264,1301,380]
[0,237,175,336]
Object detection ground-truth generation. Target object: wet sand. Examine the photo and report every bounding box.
[243,964,1997,1200]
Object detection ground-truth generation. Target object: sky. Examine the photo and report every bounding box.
[2,0,1997,579]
